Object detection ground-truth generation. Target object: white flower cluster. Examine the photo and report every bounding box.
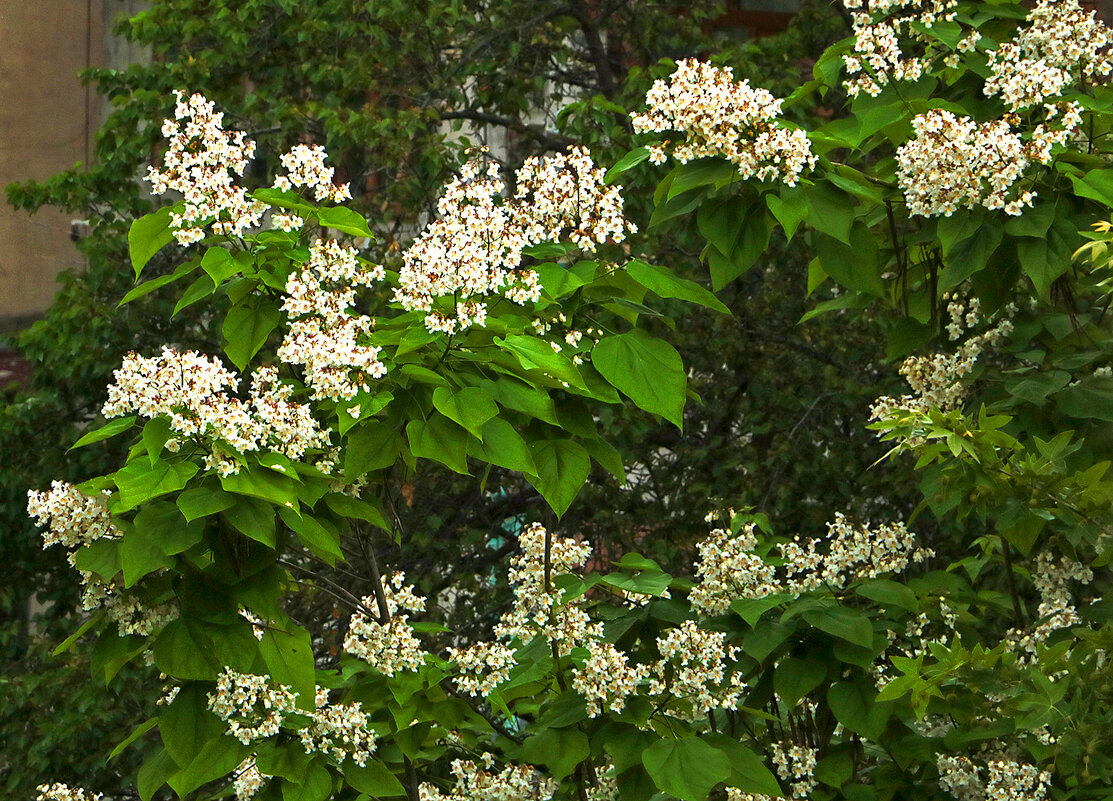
[344,571,428,675]
[27,481,119,552]
[1007,551,1093,652]
[449,525,651,717]
[938,755,1052,801]
[985,0,1112,111]
[26,481,178,636]
[631,59,816,186]
[102,348,331,476]
[299,687,377,766]
[418,758,557,801]
[511,146,635,252]
[209,670,376,765]
[571,640,651,717]
[449,640,517,696]
[647,620,747,717]
[690,515,931,614]
[147,91,266,245]
[35,784,102,801]
[772,743,819,799]
[871,298,1016,432]
[689,522,779,614]
[839,0,959,98]
[897,110,1040,217]
[396,146,631,334]
[208,668,300,744]
[278,238,388,401]
[233,756,269,801]
[274,144,352,203]
[494,523,597,646]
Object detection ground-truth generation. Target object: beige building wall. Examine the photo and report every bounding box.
[0,1,146,325]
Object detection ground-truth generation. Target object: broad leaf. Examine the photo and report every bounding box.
[642,736,731,801]
[592,330,686,427]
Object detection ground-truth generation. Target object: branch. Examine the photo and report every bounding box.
[568,0,618,98]
[438,109,572,151]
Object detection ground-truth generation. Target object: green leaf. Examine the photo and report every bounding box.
[160,684,224,767]
[592,330,686,427]
[201,246,240,287]
[767,187,809,241]
[432,386,498,439]
[407,415,470,474]
[802,605,874,648]
[109,717,158,761]
[344,759,405,797]
[528,439,590,518]
[283,760,333,801]
[325,492,390,530]
[345,420,404,476]
[223,297,283,371]
[668,158,736,199]
[121,257,201,305]
[482,376,559,425]
[129,205,176,279]
[317,206,374,238]
[855,579,918,611]
[496,335,586,390]
[703,733,782,797]
[222,463,301,508]
[521,727,589,781]
[170,736,251,797]
[70,416,137,450]
[224,496,278,547]
[470,418,537,474]
[828,681,894,740]
[730,595,786,626]
[815,223,884,297]
[259,625,316,710]
[53,610,106,656]
[172,273,218,317]
[1018,215,1075,299]
[121,520,175,587]
[601,569,672,597]
[1055,377,1113,421]
[1003,203,1056,238]
[141,416,174,464]
[626,258,729,313]
[804,182,855,244]
[774,657,827,706]
[605,146,650,184]
[153,618,223,680]
[114,458,199,512]
[137,748,179,801]
[257,740,312,782]
[72,539,121,582]
[280,506,343,560]
[642,737,732,801]
[253,187,317,212]
[939,220,1003,289]
[582,436,625,482]
[177,485,236,522]
[702,203,770,290]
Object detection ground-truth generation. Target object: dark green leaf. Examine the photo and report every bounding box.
[520,727,589,781]
[407,415,469,474]
[259,626,316,711]
[344,759,405,797]
[828,681,894,740]
[642,737,731,801]
[70,416,137,450]
[527,439,590,518]
[223,298,282,371]
[592,330,686,427]
[626,259,728,313]
[129,205,175,279]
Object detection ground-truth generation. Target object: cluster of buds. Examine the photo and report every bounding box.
[418,757,556,801]
[632,59,816,186]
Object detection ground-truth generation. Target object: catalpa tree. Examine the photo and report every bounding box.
[27,0,1113,799]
